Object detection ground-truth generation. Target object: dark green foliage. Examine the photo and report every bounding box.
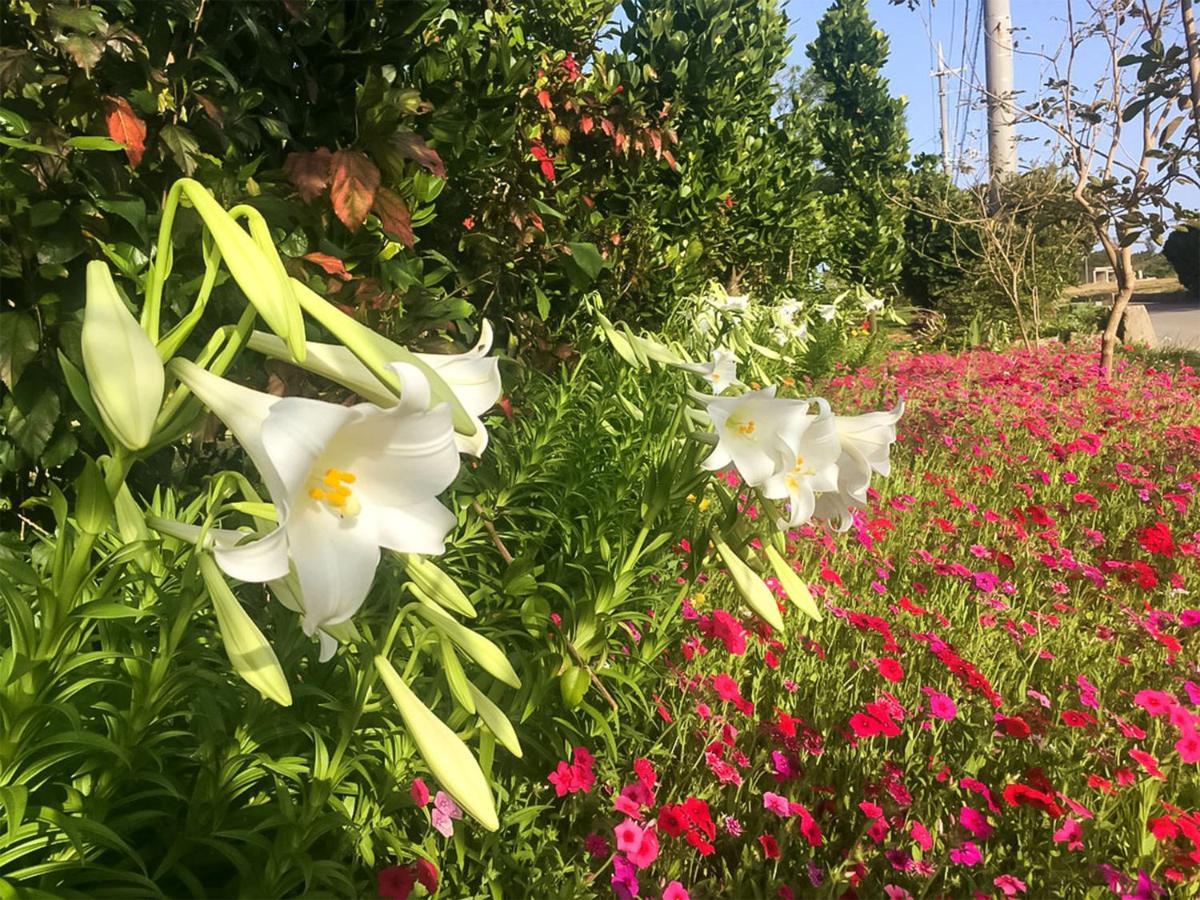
[806,0,909,291]
[901,165,1092,343]
[616,0,825,303]
[1163,226,1199,296]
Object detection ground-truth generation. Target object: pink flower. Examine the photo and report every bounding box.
[993,874,1027,896]
[548,747,597,796]
[615,819,643,854]
[884,887,913,900]
[662,882,689,900]
[771,750,794,779]
[1134,690,1178,717]
[925,689,957,720]
[431,791,462,838]
[910,820,933,851]
[1077,674,1100,709]
[860,801,884,820]
[614,794,642,817]
[763,792,791,817]
[626,826,659,869]
[1053,817,1084,850]
[1175,727,1200,763]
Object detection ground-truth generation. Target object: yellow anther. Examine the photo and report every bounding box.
[737,420,756,435]
[310,467,360,517]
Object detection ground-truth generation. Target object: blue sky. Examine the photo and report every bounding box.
[785,0,1198,217]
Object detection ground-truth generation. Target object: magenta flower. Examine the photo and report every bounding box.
[949,841,982,866]
[1053,817,1084,850]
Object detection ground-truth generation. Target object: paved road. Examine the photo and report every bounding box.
[1142,297,1200,349]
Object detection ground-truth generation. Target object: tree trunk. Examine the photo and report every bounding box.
[1099,243,1136,378]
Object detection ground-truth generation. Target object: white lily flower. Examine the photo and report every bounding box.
[694,387,808,487]
[170,359,461,637]
[707,293,749,314]
[772,300,801,331]
[248,322,501,457]
[862,294,884,314]
[835,399,904,480]
[817,303,837,322]
[762,405,841,528]
[673,348,739,394]
[813,399,905,531]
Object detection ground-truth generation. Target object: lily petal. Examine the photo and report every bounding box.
[287,504,381,633]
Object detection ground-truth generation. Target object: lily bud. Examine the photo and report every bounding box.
[411,593,521,689]
[712,536,785,631]
[197,554,292,707]
[82,261,164,451]
[374,655,500,831]
[175,181,302,359]
[763,545,822,622]
[467,682,523,758]
[403,554,477,618]
[596,312,641,368]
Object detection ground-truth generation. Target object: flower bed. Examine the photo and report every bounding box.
[536,345,1200,899]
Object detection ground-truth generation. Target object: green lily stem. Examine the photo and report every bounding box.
[154,304,258,433]
[156,233,223,361]
[58,449,133,609]
[142,179,188,342]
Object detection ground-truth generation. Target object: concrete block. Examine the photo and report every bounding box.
[1118,304,1158,347]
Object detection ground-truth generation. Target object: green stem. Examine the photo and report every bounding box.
[58,450,132,608]
[142,180,188,342]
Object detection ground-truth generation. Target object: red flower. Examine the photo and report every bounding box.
[377,866,417,900]
[1137,521,1175,557]
[998,716,1031,738]
[1061,710,1094,728]
[415,860,438,894]
[658,804,687,837]
[875,657,904,683]
[410,778,429,808]
[758,834,780,859]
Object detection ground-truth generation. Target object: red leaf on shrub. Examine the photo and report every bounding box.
[103,96,146,167]
[373,187,413,247]
[580,115,594,134]
[302,252,352,281]
[663,149,678,171]
[329,150,380,231]
[284,148,333,203]
[390,130,445,179]
[537,89,553,110]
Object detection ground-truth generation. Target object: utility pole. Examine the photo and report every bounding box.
[931,42,955,177]
[983,0,1017,184]
[1182,0,1200,143]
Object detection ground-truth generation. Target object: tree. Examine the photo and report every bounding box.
[806,0,909,293]
[616,0,821,303]
[1163,225,1200,296]
[902,161,1092,344]
[1028,0,1198,375]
